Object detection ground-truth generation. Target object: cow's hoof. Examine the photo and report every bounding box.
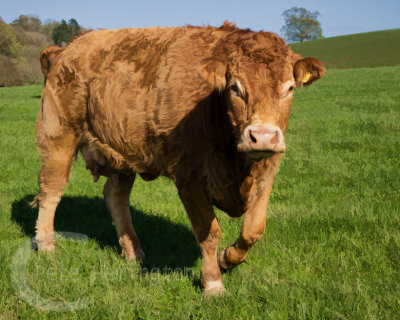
[134,249,146,262]
[203,285,226,299]
[123,249,146,263]
[37,241,55,253]
[35,235,55,253]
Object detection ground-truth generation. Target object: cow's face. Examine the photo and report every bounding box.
[200,51,325,160]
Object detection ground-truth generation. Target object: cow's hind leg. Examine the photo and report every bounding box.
[34,134,78,252]
[103,174,145,262]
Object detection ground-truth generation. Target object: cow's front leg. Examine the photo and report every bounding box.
[218,181,273,270]
[103,173,145,262]
[178,181,224,298]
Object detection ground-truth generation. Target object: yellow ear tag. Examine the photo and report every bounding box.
[302,72,311,83]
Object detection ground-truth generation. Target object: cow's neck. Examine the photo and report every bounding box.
[200,93,281,215]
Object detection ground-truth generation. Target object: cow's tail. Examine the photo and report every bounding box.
[40,46,64,77]
[29,195,40,209]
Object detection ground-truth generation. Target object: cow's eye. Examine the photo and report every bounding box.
[231,83,241,97]
[282,85,294,99]
[230,81,247,102]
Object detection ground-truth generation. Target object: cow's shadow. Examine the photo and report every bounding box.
[11,195,200,273]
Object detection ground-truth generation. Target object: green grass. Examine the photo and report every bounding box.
[290,29,400,69]
[1,67,400,319]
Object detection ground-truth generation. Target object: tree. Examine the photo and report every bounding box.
[41,19,59,43]
[0,19,24,86]
[0,54,23,87]
[11,15,41,32]
[68,18,81,37]
[281,7,323,43]
[52,19,70,46]
[0,19,23,58]
[51,18,81,46]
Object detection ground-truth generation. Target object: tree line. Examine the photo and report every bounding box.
[0,15,83,87]
[0,8,322,87]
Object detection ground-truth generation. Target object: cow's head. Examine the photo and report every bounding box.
[199,31,325,160]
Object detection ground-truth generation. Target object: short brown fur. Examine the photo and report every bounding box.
[33,22,325,297]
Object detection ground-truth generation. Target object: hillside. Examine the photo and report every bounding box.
[290,29,400,69]
[1,67,400,318]
[0,15,82,87]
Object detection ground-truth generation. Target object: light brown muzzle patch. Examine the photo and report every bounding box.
[237,124,286,159]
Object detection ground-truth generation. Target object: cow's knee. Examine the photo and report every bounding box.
[198,226,221,251]
[242,227,265,248]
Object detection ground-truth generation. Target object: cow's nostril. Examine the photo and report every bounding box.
[270,130,279,145]
[249,130,257,143]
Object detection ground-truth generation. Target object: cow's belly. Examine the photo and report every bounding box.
[213,196,246,217]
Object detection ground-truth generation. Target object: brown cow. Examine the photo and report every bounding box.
[32,21,325,297]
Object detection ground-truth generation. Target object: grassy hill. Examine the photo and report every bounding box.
[290,29,400,69]
[1,67,400,318]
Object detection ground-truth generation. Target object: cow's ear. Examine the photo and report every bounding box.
[198,58,227,92]
[40,46,64,76]
[293,57,326,86]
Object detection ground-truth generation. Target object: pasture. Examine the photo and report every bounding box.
[290,29,400,69]
[0,66,399,319]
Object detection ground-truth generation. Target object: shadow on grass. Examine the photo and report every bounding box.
[11,195,200,272]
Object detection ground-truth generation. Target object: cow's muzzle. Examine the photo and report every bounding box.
[237,124,286,159]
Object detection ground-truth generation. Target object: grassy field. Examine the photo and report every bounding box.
[290,29,400,69]
[1,67,400,319]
